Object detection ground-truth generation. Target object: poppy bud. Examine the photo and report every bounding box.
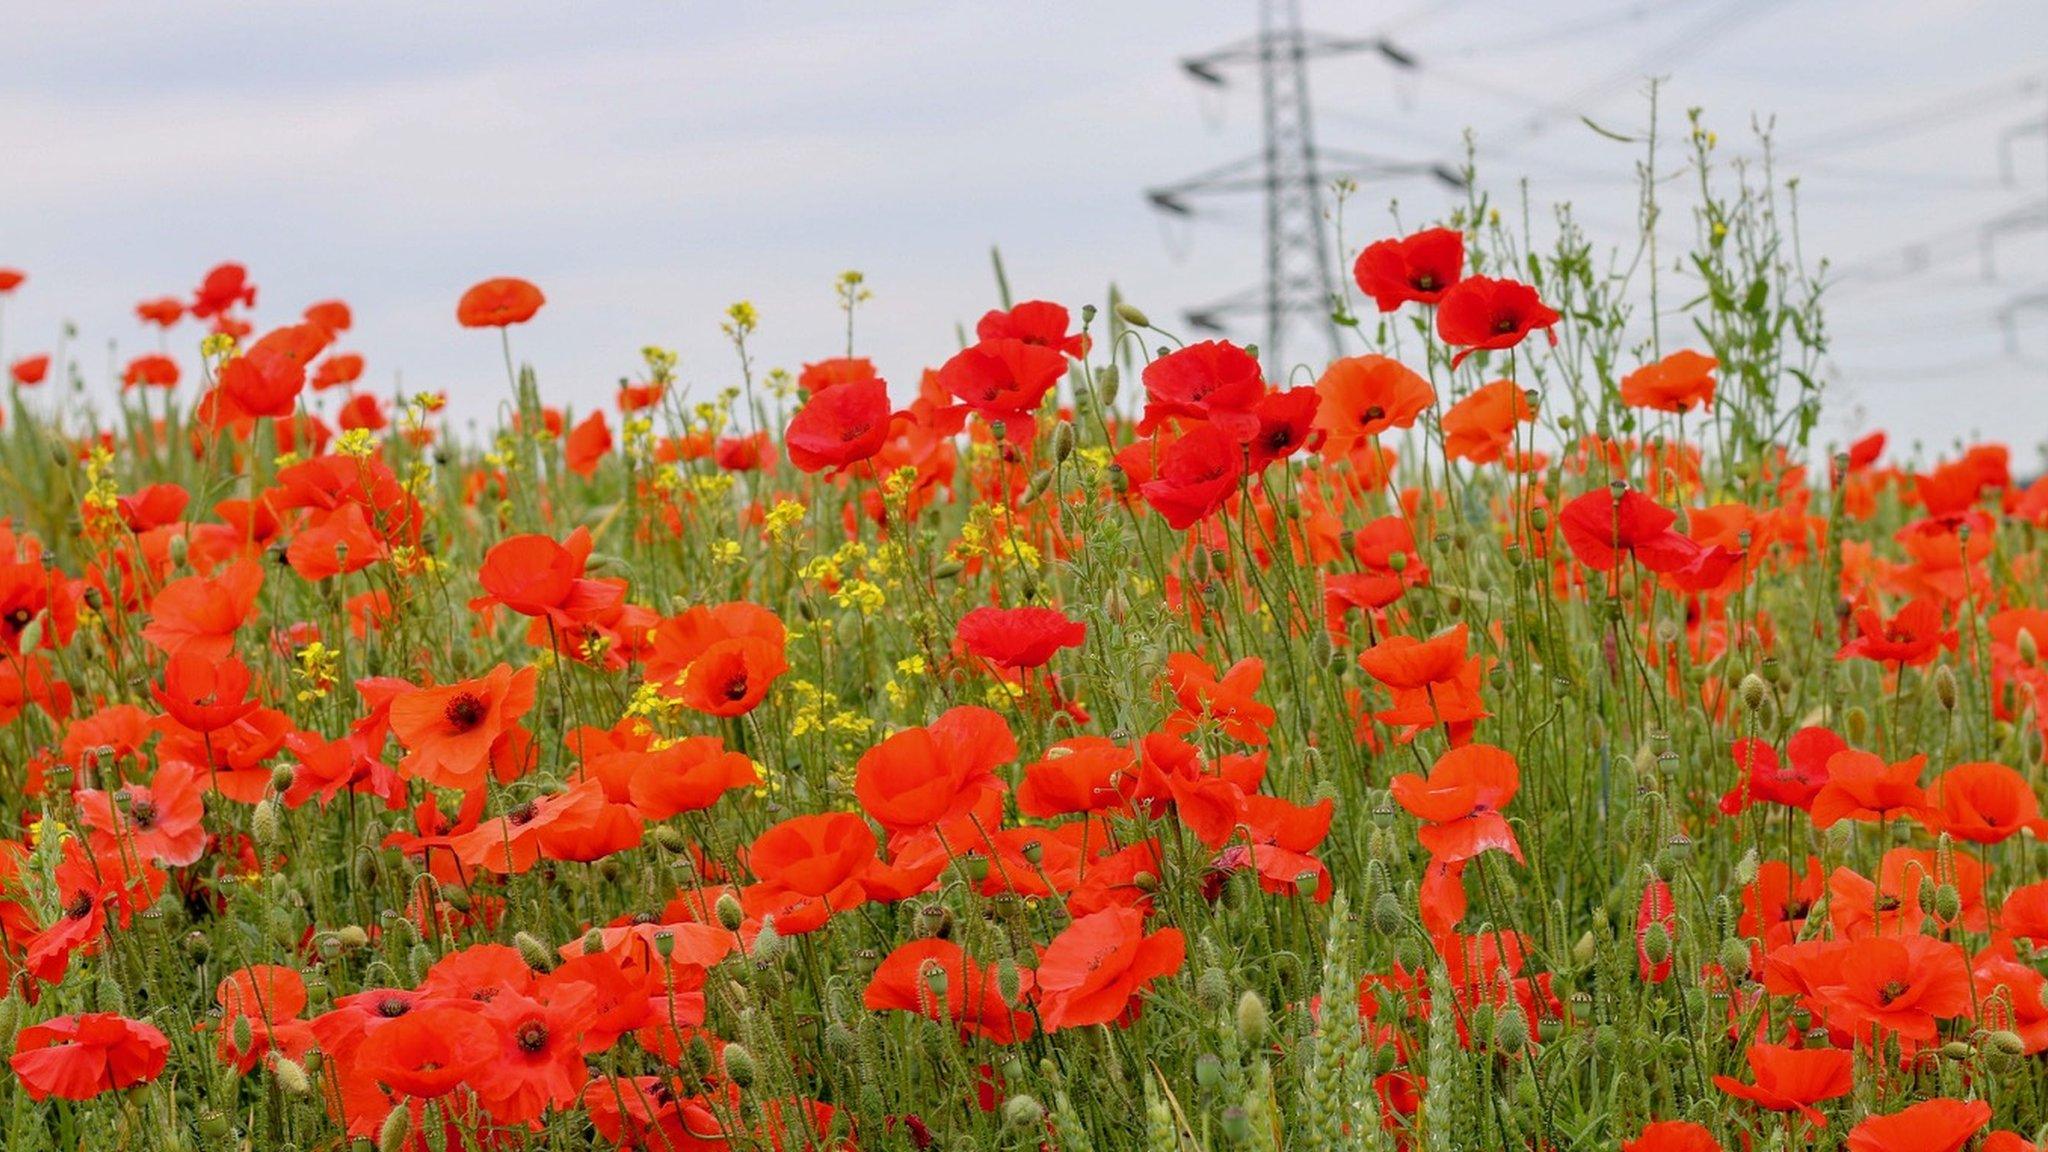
[715,892,745,931]
[168,533,189,569]
[1640,922,1671,968]
[652,825,688,854]
[1195,1053,1224,1089]
[0,996,18,1048]
[996,959,1022,1004]
[378,1102,412,1152]
[1003,1094,1046,1130]
[1235,991,1268,1045]
[1933,883,1962,923]
[1718,938,1750,979]
[1738,673,1769,713]
[1113,302,1150,329]
[1107,463,1130,495]
[1843,706,1869,744]
[724,1043,757,1088]
[581,928,606,955]
[273,1056,311,1095]
[752,921,783,961]
[337,925,370,949]
[1493,1006,1527,1054]
[1220,1107,1252,1144]
[515,931,555,973]
[1197,967,1230,1010]
[270,764,295,794]
[1372,892,1404,937]
[199,1110,234,1141]
[1988,1029,2026,1056]
[1096,365,1121,408]
[989,419,1008,443]
[1932,664,1958,712]
[2020,628,2040,667]
[233,1014,254,1056]
[1051,421,1076,463]
[251,799,283,849]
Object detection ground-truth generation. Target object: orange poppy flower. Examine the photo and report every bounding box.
[1312,354,1434,454]
[645,602,789,717]
[389,664,539,791]
[1619,349,1719,413]
[141,557,263,660]
[1441,379,1534,465]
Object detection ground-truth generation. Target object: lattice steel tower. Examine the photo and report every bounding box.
[1147,0,1459,373]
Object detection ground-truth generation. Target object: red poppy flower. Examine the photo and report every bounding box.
[1622,1121,1721,1152]
[623,736,759,820]
[786,377,892,474]
[1034,907,1185,1032]
[745,812,882,935]
[1018,737,1137,818]
[956,605,1085,670]
[9,355,49,386]
[457,277,546,327]
[1139,340,1264,440]
[10,1013,170,1101]
[1434,275,1561,367]
[76,759,207,867]
[1931,760,2048,843]
[122,353,180,389]
[1620,349,1719,413]
[1636,880,1676,982]
[1559,486,1704,574]
[1719,726,1843,814]
[312,352,365,391]
[976,300,1088,358]
[470,527,625,632]
[1844,1098,1990,1152]
[0,268,24,294]
[855,705,1014,836]
[303,298,352,332]
[134,295,182,326]
[1247,387,1322,468]
[1389,743,1522,864]
[1809,750,1935,830]
[213,965,315,1073]
[1711,1042,1852,1124]
[1164,651,1276,745]
[864,938,1036,1044]
[1353,227,1465,311]
[151,651,258,733]
[1139,423,1245,530]
[190,262,256,318]
[142,557,263,660]
[1837,597,1957,667]
[470,987,594,1124]
[1816,933,1970,1041]
[354,1004,497,1099]
[935,337,1068,440]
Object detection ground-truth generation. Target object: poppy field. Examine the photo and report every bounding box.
[0,126,2046,1152]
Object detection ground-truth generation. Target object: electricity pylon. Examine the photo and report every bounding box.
[1146,0,1462,373]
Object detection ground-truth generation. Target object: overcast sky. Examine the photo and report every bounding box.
[3,1,2045,459]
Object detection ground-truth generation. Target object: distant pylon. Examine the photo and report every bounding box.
[1147,0,1462,373]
